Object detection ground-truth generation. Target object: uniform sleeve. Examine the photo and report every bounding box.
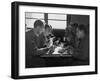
[32,40,49,56]
[72,39,89,60]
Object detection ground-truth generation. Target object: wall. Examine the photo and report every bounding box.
[70,15,89,25]
[0,0,99,81]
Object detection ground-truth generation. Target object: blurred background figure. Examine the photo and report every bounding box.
[63,23,78,55]
[72,24,89,65]
[64,23,78,48]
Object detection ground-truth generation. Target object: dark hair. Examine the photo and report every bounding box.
[45,24,52,30]
[77,24,87,34]
[34,20,44,28]
[66,23,78,30]
[70,23,78,27]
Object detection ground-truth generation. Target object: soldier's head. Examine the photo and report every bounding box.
[68,23,78,30]
[34,20,45,35]
[76,24,87,39]
[44,24,52,36]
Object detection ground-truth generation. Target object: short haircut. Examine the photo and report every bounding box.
[70,23,78,27]
[34,20,44,28]
[45,24,52,30]
[77,24,87,34]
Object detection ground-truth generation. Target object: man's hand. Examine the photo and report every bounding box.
[47,45,56,54]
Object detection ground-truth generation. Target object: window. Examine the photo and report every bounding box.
[48,20,66,29]
[25,12,44,19]
[25,12,67,31]
[48,14,66,20]
[48,14,67,29]
[25,12,44,29]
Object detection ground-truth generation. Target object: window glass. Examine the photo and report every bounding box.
[48,14,66,20]
[25,12,44,19]
[25,13,67,30]
[48,20,66,29]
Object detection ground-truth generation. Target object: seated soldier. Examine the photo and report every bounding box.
[64,23,78,48]
[44,24,53,47]
[26,20,51,68]
[72,24,89,65]
[44,24,55,54]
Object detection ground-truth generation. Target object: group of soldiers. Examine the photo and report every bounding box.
[26,20,89,68]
